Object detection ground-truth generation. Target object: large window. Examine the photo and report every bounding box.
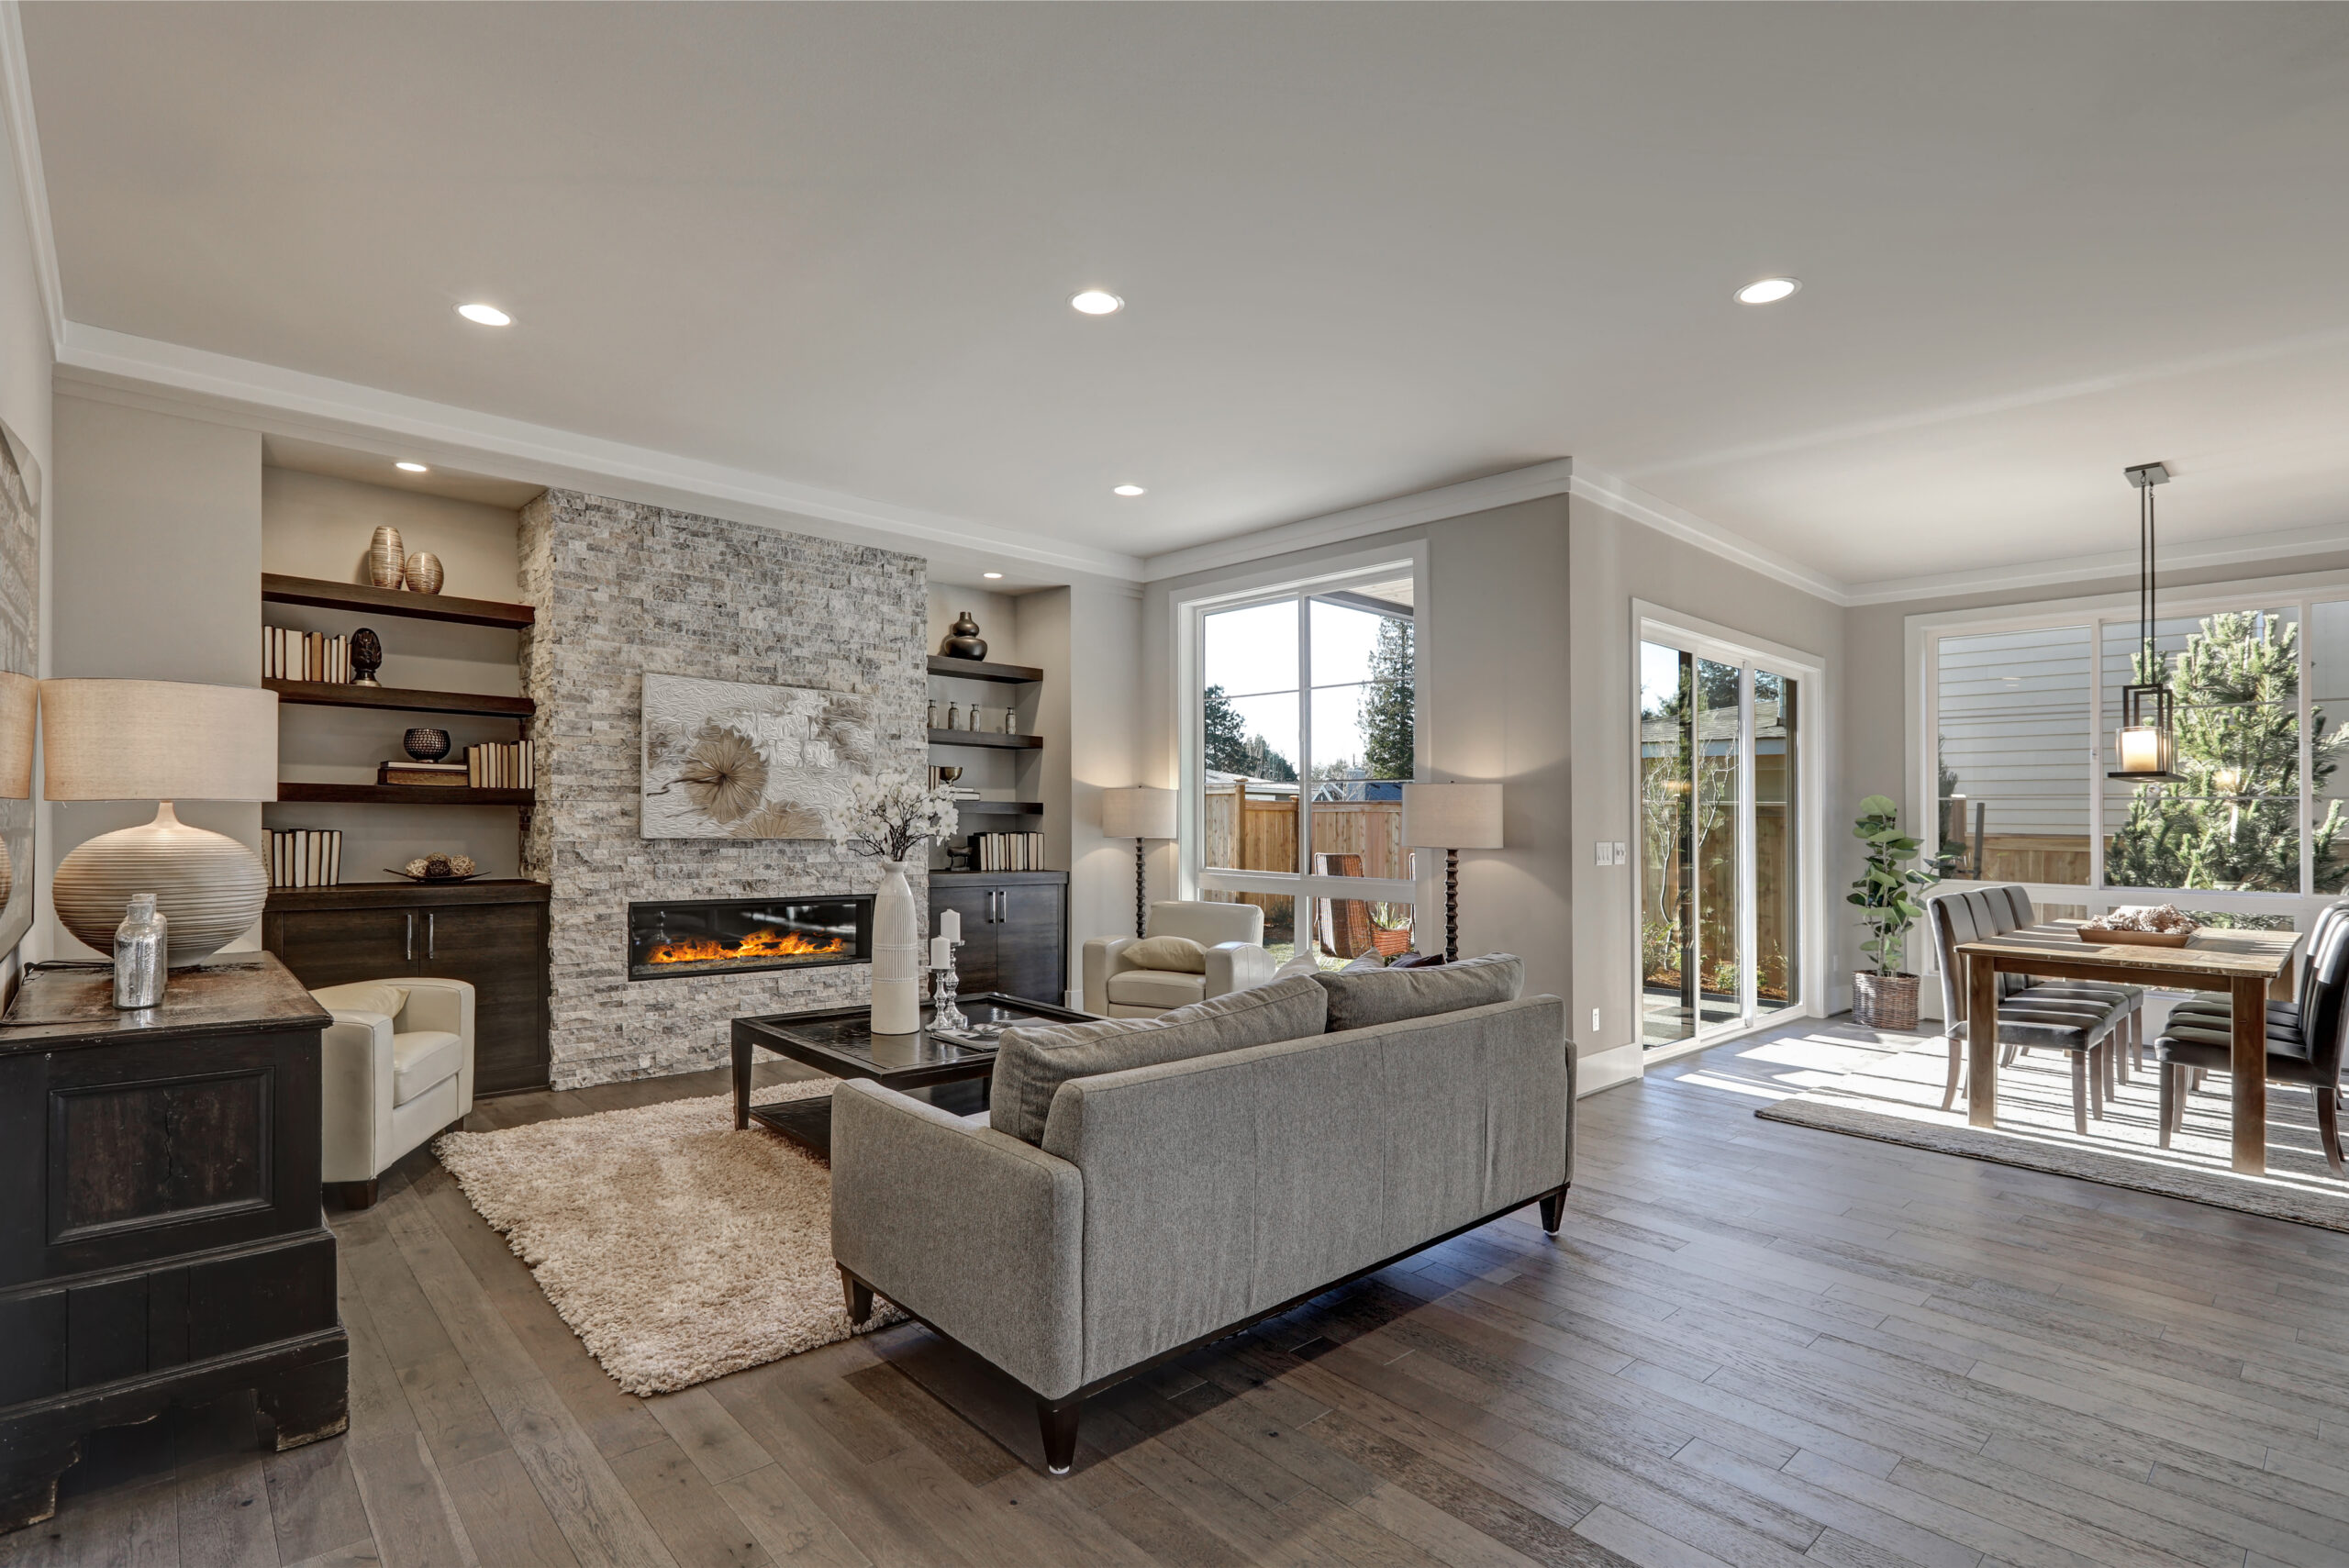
[1927,587,2349,913]
[1194,570,1418,967]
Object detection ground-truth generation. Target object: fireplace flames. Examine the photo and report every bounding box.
[642,927,851,967]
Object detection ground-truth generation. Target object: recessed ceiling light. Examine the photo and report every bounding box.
[395,461,429,473]
[1734,277,1801,306]
[1112,484,1146,497]
[983,572,1004,580]
[457,302,512,326]
[1070,289,1123,316]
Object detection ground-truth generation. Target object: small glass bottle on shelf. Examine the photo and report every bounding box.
[113,893,167,1009]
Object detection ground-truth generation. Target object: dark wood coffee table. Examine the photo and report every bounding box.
[730,994,1095,1154]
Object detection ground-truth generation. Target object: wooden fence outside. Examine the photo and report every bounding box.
[1202,787,1407,879]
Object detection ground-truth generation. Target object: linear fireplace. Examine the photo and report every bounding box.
[627,895,873,981]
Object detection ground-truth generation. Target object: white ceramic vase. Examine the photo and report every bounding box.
[870,859,921,1035]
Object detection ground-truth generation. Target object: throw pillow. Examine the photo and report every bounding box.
[1340,951,1386,971]
[1123,934,1208,973]
[314,981,409,1020]
[1270,950,1322,982]
[1387,951,1446,969]
[1310,951,1523,1032]
[989,973,1328,1144]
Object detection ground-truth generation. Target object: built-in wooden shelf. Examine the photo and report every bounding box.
[928,728,1042,751]
[266,879,551,910]
[265,678,534,719]
[926,655,1044,685]
[262,573,534,629]
[952,799,1044,817]
[274,783,533,806]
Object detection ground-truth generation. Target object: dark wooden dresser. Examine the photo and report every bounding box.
[0,954,348,1531]
[263,879,551,1095]
[930,869,1068,1006]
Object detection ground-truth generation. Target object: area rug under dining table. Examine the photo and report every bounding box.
[1757,1027,2349,1231]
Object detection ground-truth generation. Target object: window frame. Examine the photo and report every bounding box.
[1909,571,2349,956]
[1180,554,1427,924]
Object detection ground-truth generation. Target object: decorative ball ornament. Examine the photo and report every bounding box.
[52,804,268,965]
[368,527,406,589]
[403,551,444,595]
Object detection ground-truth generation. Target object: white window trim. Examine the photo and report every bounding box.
[1907,567,2349,990]
[1631,602,1830,1062]
[1178,549,1428,920]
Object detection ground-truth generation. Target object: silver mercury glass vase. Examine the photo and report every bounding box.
[113,892,167,1008]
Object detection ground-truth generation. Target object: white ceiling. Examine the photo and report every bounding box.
[261,434,545,510]
[22,4,2349,593]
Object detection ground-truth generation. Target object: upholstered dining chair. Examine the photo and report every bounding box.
[2155,914,2349,1173]
[2162,899,2349,1106]
[1927,885,2138,1132]
[311,977,475,1207]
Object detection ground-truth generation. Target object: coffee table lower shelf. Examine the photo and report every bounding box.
[748,1077,989,1156]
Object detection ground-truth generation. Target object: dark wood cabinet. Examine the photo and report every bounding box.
[262,880,551,1095]
[930,871,1067,1007]
[0,956,347,1531]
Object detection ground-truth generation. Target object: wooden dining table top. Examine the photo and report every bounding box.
[1953,921,2301,981]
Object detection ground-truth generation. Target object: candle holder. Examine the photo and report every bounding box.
[930,950,974,1037]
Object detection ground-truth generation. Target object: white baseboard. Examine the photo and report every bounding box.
[1577,1041,1642,1097]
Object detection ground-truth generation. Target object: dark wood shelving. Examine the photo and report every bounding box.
[266,879,550,910]
[263,573,534,629]
[927,728,1043,751]
[274,783,533,806]
[952,799,1044,817]
[265,678,534,719]
[927,655,1044,685]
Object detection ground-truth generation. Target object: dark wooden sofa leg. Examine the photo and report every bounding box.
[841,1267,873,1326]
[1538,1185,1568,1235]
[1038,1396,1081,1475]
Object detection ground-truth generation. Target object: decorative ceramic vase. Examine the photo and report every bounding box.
[404,727,452,762]
[368,527,406,589]
[403,551,445,595]
[941,611,987,661]
[351,627,384,687]
[870,860,922,1035]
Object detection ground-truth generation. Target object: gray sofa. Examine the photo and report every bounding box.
[830,960,1575,1474]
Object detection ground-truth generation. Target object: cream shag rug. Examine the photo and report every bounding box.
[1757,1031,2349,1231]
[435,1081,903,1396]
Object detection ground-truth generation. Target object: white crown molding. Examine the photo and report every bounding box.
[1842,517,2349,606]
[1564,469,1854,605]
[54,323,1145,579]
[0,1,61,354]
[1139,459,1576,582]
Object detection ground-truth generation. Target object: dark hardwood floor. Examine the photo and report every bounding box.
[10,1019,2349,1566]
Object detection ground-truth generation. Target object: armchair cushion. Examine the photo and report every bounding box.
[392,1030,465,1106]
[1124,935,1208,973]
[313,981,410,1018]
[990,973,1328,1143]
[1312,951,1522,1032]
[1106,970,1207,1011]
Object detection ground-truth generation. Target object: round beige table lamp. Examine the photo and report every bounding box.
[42,679,278,965]
[0,671,35,910]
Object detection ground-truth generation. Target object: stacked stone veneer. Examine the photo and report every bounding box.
[518,490,926,1088]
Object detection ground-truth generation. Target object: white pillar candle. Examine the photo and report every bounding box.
[2118,726,2162,773]
[940,908,960,942]
[931,935,952,969]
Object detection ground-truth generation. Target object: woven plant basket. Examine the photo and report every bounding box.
[1852,972,1920,1031]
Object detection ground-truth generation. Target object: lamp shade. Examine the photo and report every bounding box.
[1102,785,1179,840]
[41,679,278,801]
[0,671,34,799]
[1402,782,1503,849]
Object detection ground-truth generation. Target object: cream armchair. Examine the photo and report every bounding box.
[311,977,475,1208]
[1083,900,1275,1018]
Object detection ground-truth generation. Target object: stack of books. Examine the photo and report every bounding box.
[378,760,469,787]
[466,740,534,789]
[263,628,351,683]
[968,830,1045,871]
[270,829,342,888]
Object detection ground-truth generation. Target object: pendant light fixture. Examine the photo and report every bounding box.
[2110,460,2183,781]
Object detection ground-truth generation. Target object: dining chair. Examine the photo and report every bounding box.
[2163,900,2349,1110]
[2154,916,2349,1174]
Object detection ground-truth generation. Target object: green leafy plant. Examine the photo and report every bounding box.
[1849,794,1939,976]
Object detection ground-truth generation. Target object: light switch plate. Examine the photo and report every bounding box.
[1594,840,1612,866]
[1613,841,1628,865]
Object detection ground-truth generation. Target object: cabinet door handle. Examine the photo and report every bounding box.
[406,911,416,962]
[427,911,437,960]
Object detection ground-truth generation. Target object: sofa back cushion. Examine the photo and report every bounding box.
[1310,951,1521,1031]
[989,973,1326,1143]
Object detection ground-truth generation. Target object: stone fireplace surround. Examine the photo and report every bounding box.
[519,489,926,1089]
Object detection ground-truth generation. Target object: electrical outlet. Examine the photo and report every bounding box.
[1590,1006,1601,1032]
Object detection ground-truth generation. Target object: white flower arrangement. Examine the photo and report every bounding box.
[829,770,959,864]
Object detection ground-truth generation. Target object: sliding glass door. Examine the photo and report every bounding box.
[1640,639,1801,1049]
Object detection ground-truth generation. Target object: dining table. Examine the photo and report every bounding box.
[1953,920,2303,1174]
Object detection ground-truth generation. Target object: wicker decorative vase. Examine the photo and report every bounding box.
[1852,971,1920,1031]
[403,551,444,595]
[368,526,406,589]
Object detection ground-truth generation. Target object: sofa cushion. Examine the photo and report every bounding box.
[1105,969,1208,1011]
[989,973,1328,1143]
[1124,935,1208,973]
[1311,951,1523,1032]
[392,1029,464,1106]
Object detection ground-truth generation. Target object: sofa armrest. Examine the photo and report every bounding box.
[319,1011,396,1184]
[830,1080,1085,1398]
[1081,935,1141,1017]
[1202,941,1275,999]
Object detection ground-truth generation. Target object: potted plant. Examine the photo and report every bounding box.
[1847,794,1939,1030]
